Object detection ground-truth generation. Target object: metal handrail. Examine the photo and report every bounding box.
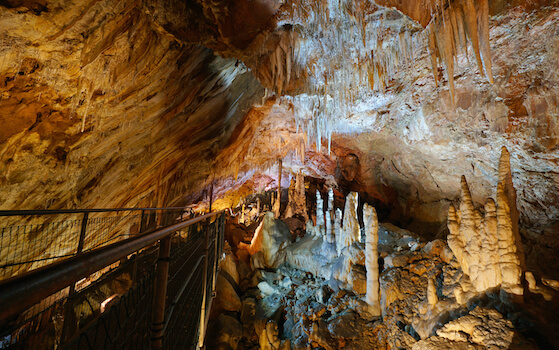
[0,206,190,217]
[0,210,223,324]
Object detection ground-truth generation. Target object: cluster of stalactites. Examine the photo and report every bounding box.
[447,146,523,297]
[277,1,421,154]
[275,0,493,153]
[427,0,493,103]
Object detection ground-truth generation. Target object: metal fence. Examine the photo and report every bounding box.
[0,208,188,280]
[0,209,225,350]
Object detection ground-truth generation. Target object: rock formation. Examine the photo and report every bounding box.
[427,0,493,102]
[363,203,381,317]
[325,188,335,245]
[338,192,360,256]
[447,147,524,296]
[315,190,325,236]
[334,208,343,246]
[259,320,281,350]
[498,146,525,269]
[284,171,307,220]
[248,212,291,269]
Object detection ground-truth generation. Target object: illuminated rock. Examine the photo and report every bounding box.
[249,212,291,269]
[284,171,307,220]
[363,203,381,317]
[447,148,524,296]
[338,192,360,256]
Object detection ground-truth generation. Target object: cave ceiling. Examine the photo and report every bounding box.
[1,0,559,263]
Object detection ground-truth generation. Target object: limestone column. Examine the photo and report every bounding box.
[499,146,525,268]
[334,209,342,245]
[338,192,360,255]
[363,204,381,316]
[315,190,325,237]
[496,183,523,296]
[274,159,282,218]
[325,188,335,244]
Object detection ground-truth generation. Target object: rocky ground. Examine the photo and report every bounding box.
[206,212,559,350]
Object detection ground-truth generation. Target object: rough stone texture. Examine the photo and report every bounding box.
[0,0,265,274]
[412,337,484,350]
[214,273,242,313]
[435,307,533,350]
[209,314,243,350]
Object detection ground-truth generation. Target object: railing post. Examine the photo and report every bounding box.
[61,212,88,343]
[140,210,146,233]
[151,236,171,350]
[212,220,219,294]
[198,218,211,349]
[209,182,214,213]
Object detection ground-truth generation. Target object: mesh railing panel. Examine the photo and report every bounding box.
[0,219,82,280]
[0,209,185,281]
[63,266,156,350]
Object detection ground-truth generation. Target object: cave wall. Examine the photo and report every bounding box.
[0,0,263,210]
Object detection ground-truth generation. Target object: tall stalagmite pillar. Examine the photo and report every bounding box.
[338,192,360,255]
[274,159,283,218]
[499,146,525,268]
[316,190,325,236]
[363,204,381,316]
[325,188,335,244]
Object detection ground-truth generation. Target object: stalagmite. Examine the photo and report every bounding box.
[499,146,524,268]
[325,188,335,244]
[481,198,502,289]
[427,277,438,305]
[274,159,283,218]
[297,172,308,221]
[315,190,325,237]
[363,204,381,316]
[284,171,308,220]
[447,148,524,297]
[338,192,360,255]
[334,208,342,250]
[496,183,523,296]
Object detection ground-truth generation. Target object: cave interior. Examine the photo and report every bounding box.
[1,0,559,349]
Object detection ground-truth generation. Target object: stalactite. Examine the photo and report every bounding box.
[427,0,493,103]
